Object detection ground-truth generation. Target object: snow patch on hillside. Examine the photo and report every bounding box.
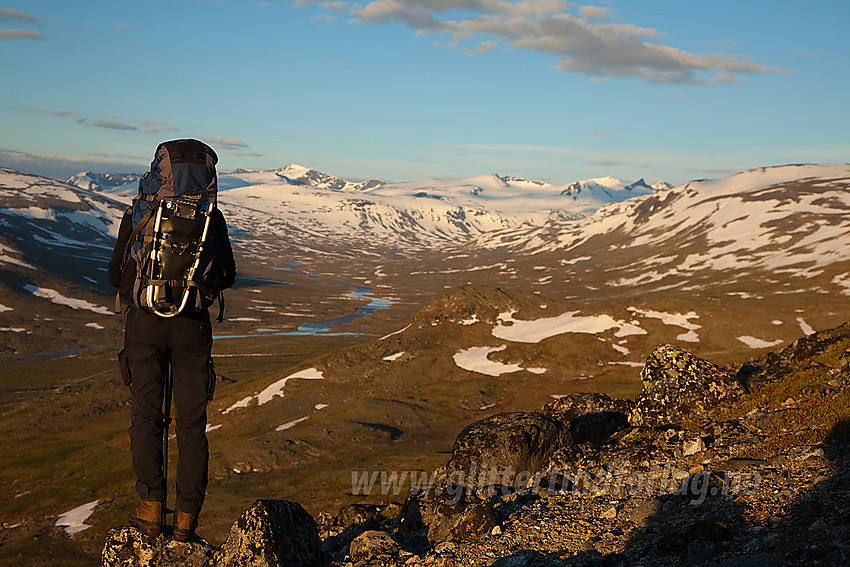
[56,500,99,535]
[24,285,112,315]
[223,367,324,414]
[453,345,523,376]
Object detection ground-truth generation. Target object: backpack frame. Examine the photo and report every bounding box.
[118,139,221,318]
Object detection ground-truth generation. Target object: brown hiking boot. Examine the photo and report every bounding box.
[173,510,198,542]
[128,500,162,538]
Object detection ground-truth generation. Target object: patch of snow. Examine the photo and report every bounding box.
[206,424,222,433]
[222,396,254,414]
[0,303,12,312]
[480,403,496,410]
[525,367,547,374]
[24,285,112,315]
[383,351,405,362]
[315,404,329,410]
[772,320,784,325]
[380,324,410,340]
[629,308,701,342]
[832,273,850,295]
[453,345,523,376]
[737,336,784,349]
[257,368,324,406]
[797,317,816,336]
[276,416,309,431]
[458,315,480,325]
[56,500,99,535]
[676,331,700,342]
[612,344,630,355]
[85,322,104,330]
[493,309,630,343]
[1,327,27,333]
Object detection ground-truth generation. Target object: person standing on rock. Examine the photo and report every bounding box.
[108,139,236,541]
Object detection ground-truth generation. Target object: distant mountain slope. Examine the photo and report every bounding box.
[474,163,850,290]
[0,168,124,279]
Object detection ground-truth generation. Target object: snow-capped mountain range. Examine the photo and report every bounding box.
[63,165,672,250]
[2,161,850,355]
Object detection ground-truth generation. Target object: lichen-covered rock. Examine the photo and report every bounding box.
[335,503,383,532]
[446,501,498,542]
[348,530,400,561]
[445,412,570,490]
[215,500,325,567]
[100,527,216,567]
[539,393,632,445]
[629,344,744,427]
[399,489,498,545]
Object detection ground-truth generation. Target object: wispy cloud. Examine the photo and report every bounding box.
[76,118,138,131]
[13,106,75,117]
[0,29,42,40]
[0,8,39,23]
[299,0,790,84]
[206,137,249,150]
[139,120,178,134]
[1,8,42,40]
[13,107,185,134]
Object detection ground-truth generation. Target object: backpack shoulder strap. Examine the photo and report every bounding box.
[119,196,161,267]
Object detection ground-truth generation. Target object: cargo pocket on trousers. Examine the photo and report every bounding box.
[206,357,217,401]
[117,348,132,387]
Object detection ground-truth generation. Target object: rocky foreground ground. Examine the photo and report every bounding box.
[101,322,850,567]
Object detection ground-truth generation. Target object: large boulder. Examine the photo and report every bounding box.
[102,500,325,567]
[629,345,744,427]
[539,392,632,445]
[399,489,498,544]
[348,530,401,561]
[215,500,326,567]
[101,527,216,567]
[445,412,570,490]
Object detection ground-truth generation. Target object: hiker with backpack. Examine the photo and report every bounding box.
[108,139,236,541]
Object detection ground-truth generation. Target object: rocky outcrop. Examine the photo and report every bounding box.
[101,500,325,567]
[217,500,325,567]
[103,324,850,567]
[540,392,632,445]
[629,344,744,427]
[399,488,499,545]
[348,530,400,561]
[321,324,850,566]
[445,412,570,490]
[101,527,216,567]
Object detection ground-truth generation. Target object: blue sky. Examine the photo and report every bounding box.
[1,1,848,185]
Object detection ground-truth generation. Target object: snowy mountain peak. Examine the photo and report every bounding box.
[560,176,669,202]
[65,171,141,193]
[273,164,384,192]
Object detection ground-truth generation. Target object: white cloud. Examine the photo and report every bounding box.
[300,0,789,84]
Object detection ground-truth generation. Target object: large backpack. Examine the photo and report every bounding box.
[118,139,223,318]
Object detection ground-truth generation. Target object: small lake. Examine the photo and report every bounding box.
[216,269,395,339]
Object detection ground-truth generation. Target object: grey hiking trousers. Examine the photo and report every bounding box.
[119,306,216,516]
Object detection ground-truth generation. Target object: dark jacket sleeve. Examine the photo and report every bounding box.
[108,208,134,288]
[211,208,236,291]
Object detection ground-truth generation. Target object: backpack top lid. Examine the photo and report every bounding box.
[151,139,218,204]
